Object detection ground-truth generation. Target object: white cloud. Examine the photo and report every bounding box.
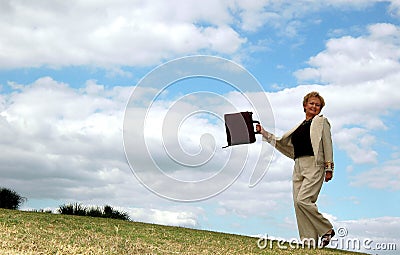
[0,73,292,225]
[1,1,398,69]
[0,0,246,69]
[336,216,400,240]
[388,0,400,16]
[127,207,201,228]
[295,23,400,84]
[350,158,400,190]
[335,128,378,164]
[0,77,134,201]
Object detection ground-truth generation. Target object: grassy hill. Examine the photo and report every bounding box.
[0,208,367,255]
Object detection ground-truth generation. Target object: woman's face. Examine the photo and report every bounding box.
[304,96,322,118]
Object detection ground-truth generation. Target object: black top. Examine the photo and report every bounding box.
[291,119,314,159]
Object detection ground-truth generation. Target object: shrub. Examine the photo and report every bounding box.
[73,203,87,216]
[58,203,130,221]
[31,209,53,213]
[58,203,74,215]
[103,205,130,221]
[58,203,86,216]
[86,206,103,218]
[0,187,26,210]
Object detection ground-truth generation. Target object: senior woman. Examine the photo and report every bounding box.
[256,91,335,248]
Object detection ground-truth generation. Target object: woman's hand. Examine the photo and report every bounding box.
[256,124,262,133]
[325,171,333,182]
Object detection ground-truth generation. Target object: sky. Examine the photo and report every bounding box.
[1,0,400,254]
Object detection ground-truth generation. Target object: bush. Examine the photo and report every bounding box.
[31,209,53,213]
[72,203,87,216]
[103,205,130,221]
[58,203,130,221]
[58,203,74,215]
[86,206,103,218]
[58,203,86,216]
[0,187,26,210]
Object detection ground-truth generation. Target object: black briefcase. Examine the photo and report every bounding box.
[223,111,260,148]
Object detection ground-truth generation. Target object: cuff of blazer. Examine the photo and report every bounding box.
[260,129,274,143]
[324,161,334,172]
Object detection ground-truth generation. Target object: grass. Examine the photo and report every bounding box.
[0,208,367,255]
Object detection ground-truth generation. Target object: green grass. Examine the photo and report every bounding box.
[0,208,367,255]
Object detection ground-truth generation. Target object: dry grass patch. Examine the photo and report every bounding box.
[0,209,367,255]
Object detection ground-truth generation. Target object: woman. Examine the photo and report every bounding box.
[256,91,335,247]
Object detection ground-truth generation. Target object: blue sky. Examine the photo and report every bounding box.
[1,1,400,254]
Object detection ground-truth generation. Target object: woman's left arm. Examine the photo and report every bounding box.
[322,118,334,182]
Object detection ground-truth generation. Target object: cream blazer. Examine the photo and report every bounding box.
[261,115,334,171]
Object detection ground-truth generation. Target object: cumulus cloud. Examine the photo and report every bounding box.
[335,127,378,164]
[0,73,289,228]
[0,74,275,219]
[1,0,399,69]
[127,207,201,228]
[0,0,246,69]
[388,0,400,16]
[0,77,133,201]
[295,23,400,84]
[349,158,400,190]
[0,77,219,226]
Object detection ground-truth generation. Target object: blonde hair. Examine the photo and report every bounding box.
[303,91,325,112]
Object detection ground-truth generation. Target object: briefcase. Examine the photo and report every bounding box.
[223,111,260,148]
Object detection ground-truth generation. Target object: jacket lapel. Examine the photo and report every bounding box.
[281,121,302,144]
[310,116,323,157]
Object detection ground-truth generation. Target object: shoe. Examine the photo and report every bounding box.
[321,229,335,247]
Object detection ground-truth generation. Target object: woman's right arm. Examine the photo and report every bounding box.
[256,124,295,159]
[256,124,275,143]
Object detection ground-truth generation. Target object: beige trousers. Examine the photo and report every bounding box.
[293,156,333,244]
